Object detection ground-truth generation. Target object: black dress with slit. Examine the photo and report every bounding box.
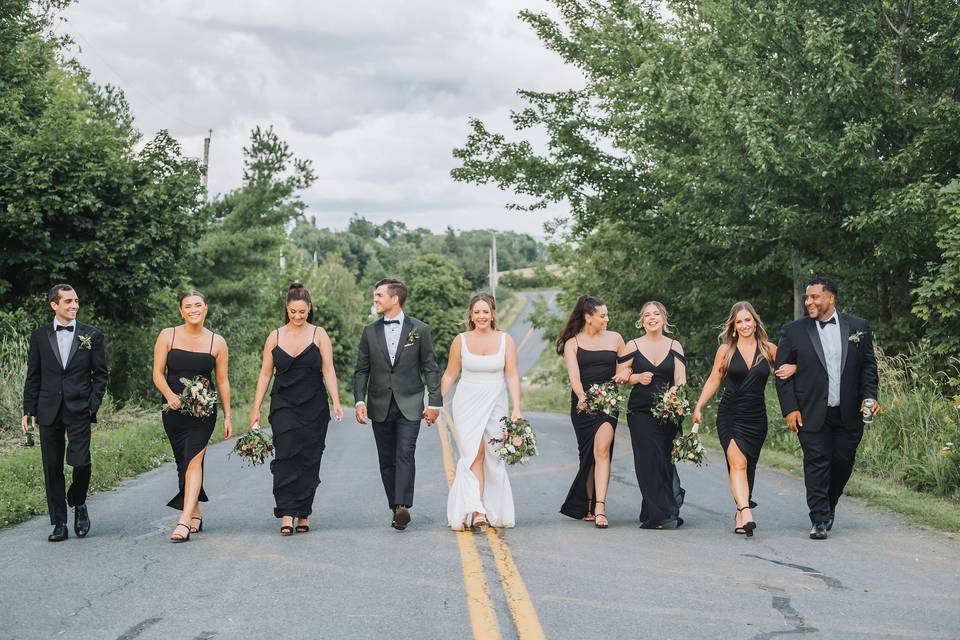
[560,347,618,519]
[269,331,330,519]
[716,346,770,507]
[162,336,217,510]
[624,343,686,528]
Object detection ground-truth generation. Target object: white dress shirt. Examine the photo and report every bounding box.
[816,310,842,407]
[53,319,76,367]
[383,310,405,364]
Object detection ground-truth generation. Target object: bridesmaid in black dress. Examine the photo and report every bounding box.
[616,301,686,529]
[250,283,343,535]
[558,295,625,529]
[692,301,793,536]
[152,291,233,542]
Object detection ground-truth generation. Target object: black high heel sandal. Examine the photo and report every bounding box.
[736,505,756,537]
[295,518,310,534]
[190,516,203,533]
[170,522,191,543]
[594,501,609,529]
[584,496,596,522]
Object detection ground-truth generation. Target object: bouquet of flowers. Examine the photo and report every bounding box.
[673,422,707,466]
[581,382,622,416]
[652,384,691,424]
[489,416,538,465]
[163,376,217,418]
[231,425,274,466]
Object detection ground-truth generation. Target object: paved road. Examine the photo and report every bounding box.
[2,408,958,639]
[506,289,558,377]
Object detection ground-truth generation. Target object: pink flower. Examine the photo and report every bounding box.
[512,436,523,447]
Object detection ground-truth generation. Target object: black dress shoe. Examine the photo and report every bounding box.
[49,523,69,542]
[809,522,828,540]
[826,511,835,531]
[74,505,90,538]
[392,507,410,531]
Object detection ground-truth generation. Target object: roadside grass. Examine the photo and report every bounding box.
[497,290,528,332]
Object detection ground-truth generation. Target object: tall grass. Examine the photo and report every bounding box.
[0,335,28,433]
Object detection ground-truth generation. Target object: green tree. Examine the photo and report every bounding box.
[0,0,205,322]
[453,0,960,359]
[400,255,472,364]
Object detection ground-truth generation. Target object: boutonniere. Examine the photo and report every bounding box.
[848,331,865,344]
[405,328,419,346]
[78,334,93,350]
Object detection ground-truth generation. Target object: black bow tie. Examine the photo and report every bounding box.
[818,317,837,329]
[383,319,400,325]
[56,325,74,332]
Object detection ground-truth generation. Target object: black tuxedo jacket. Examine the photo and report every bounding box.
[352,315,443,422]
[22,322,109,425]
[775,313,878,433]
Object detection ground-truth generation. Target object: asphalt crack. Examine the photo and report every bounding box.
[742,553,847,590]
[750,584,818,639]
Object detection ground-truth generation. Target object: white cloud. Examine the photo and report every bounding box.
[59,1,583,236]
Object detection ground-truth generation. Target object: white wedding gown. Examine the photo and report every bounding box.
[447,332,515,530]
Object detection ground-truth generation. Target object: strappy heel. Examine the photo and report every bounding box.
[594,501,609,529]
[295,518,310,534]
[280,517,294,536]
[190,516,203,533]
[584,496,596,522]
[170,522,191,543]
[736,505,756,537]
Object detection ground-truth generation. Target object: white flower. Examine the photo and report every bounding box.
[506,444,516,453]
[499,448,508,456]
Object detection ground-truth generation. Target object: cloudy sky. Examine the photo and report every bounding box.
[57,1,582,237]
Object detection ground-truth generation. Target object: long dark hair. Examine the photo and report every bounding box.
[284,282,314,323]
[555,294,605,355]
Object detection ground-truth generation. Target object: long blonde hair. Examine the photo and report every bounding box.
[718,301,774,377]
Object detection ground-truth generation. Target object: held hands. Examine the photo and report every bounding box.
[611,370,631,384]
[775,363,797,380]
[21,415,36,434]
[355,403,368,425]
[635,372,654,386]
[332,403,344,422]
[786,410,803,433]
[423,408,440,427]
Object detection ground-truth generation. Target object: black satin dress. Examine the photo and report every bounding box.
[624,344,686,528]
[269,333,330,519]
[560,347,618,519]
[716,347,770,506]
[162,340,217,510]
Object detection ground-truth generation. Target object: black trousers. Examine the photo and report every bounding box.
[39,411,92,525]
[371,396,421,509]
[797,407,863,524]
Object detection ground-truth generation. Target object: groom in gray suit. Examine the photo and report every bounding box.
[353,278,443,530]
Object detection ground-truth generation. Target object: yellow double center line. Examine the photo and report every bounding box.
[436,411,545,640]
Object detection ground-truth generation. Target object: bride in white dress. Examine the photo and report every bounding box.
[441,293,522,531]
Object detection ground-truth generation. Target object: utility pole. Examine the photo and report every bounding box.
[488,232,498,298]
[202,129,212,197]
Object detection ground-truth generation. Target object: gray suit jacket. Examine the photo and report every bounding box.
[352,315,443,422]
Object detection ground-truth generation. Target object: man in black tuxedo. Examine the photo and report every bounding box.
[775,277,879,540]
[22,284,108,541]
[353,278,442,531]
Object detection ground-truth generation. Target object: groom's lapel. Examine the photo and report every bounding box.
[373,320,391,367]
[394,317,413,369]
[65,326,81,369]
[839,313,851,375]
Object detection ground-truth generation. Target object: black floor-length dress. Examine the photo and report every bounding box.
[560,345,618,519]
[624,342,685,528]
[162,333,217,510]
[269,331,330,519]
[716,347,770,507]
